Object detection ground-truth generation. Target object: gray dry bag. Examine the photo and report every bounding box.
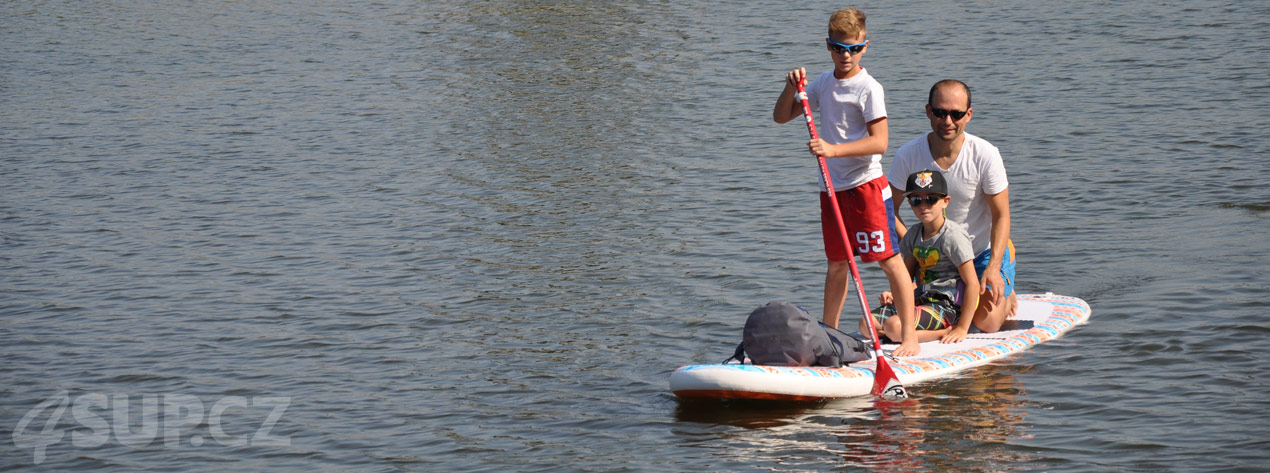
[726,301,871,367]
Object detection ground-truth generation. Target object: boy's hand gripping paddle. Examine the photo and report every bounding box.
[795,78,908,400]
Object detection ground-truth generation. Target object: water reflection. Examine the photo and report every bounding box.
[673,396,876,429]
[673,364,1037,471]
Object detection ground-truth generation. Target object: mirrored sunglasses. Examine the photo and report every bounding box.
[826,38,868,55]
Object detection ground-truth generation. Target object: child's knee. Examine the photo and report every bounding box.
[973,303,1008,333]
[883,316,902,339]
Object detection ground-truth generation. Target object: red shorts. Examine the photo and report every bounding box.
[819,176,899,263]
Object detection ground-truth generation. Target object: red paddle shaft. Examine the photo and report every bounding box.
[795,77,907,399]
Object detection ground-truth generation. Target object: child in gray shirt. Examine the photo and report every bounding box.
[862,171,981,344]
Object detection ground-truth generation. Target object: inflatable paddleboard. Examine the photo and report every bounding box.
[671,293,1090,401]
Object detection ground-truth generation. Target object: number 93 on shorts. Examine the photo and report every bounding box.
[819,176,899,263]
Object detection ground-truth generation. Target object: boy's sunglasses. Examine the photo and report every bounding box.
[908,195,944,207]
[930,107,968,120]
[826,38,868,55]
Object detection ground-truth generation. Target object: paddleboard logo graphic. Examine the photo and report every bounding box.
[881,380,909,400]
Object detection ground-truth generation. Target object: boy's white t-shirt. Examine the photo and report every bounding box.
[806,68,887,192]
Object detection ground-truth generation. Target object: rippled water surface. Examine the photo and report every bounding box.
[3,1,1268,471]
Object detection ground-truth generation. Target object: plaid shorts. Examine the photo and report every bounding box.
[869,295,959,332]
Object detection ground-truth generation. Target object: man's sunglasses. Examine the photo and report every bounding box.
[908,195,944,207]
[826,38,868,55]
[930,107,968,120]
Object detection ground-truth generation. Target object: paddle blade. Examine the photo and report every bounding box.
[871,357,909,400]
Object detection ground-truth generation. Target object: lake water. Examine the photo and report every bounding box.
[3,1,1268,471]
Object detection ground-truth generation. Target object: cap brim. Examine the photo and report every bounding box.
[904,189,946,197]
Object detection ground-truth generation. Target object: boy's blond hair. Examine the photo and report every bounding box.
[828,8,867,39]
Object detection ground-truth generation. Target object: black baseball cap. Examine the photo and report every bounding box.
[904,170,947,196]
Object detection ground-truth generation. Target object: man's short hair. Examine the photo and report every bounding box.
[828,9,867,39]
[928,80,972,109]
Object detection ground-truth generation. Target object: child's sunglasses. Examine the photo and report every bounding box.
[930,107,968,120]
[826,38,868,55]
[907,195,944,207]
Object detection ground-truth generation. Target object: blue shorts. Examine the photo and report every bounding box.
[973,239,1016,297]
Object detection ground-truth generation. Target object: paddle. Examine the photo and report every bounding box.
[795,77,908,400]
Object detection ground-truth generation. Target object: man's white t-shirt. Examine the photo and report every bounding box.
[889,132,1008,255]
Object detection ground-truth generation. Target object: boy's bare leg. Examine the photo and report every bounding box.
[822,260,851,329]
[877,254,917,356]
[883,315,951,343]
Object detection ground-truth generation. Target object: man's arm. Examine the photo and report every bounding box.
[890,184,908,240]
[981,188,1011,305]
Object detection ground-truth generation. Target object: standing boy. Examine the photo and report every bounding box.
[773,8,918,356]
[865,171,980,345]
[890,80,1015,333]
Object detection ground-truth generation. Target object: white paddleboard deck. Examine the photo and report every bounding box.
[671,293,1090,401]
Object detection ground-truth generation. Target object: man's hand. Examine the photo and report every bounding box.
[980,266,1005,306]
